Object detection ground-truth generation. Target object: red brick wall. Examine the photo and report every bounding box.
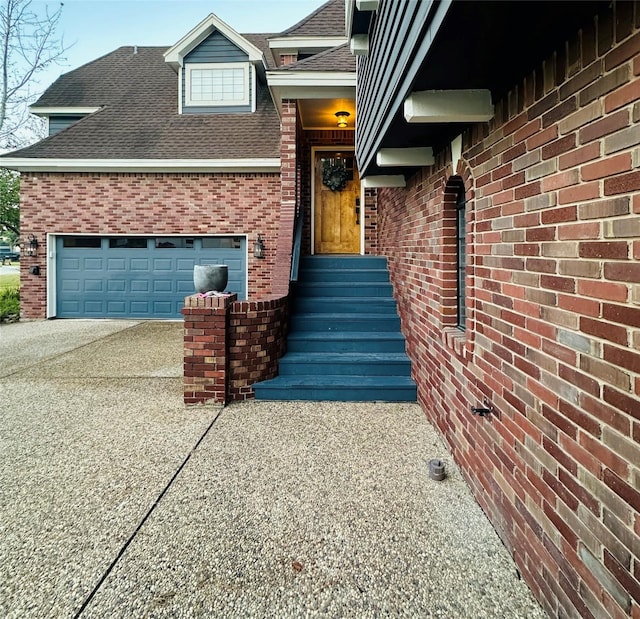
[183,293,288,404]
[377,8,640,619]
[183,293,236,405]
[19,172,281,318]
[228,295,288,400]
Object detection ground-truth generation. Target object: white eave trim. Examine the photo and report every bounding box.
[404,89,494,123]
[29,106,102,117]
[267,70,356,88]
[164,13,264,68]
[267,71,356,115]
[376,147,434,167]
[362,175,406,188]
[0,158,281,173]
[268,36,348,50]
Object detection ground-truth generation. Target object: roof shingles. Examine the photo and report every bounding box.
[12,46,280,160]
[4,2,348,162]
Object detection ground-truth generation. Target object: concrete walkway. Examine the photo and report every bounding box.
[0,320,545,618]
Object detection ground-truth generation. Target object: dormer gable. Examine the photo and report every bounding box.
[163,14,267,115]
[268,0,347,66]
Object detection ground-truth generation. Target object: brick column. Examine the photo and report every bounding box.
[273,99,298,297]
[182,293,237,405]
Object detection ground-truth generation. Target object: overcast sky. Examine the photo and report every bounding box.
[33,0,329,91]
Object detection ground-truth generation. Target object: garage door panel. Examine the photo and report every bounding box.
[153,301,175,315]
[131,301,150,314]
[107,258,126,270]
[130,280,150,293]
[153,258,173,271]
[177,279,195,293]
[107,280,126,292]
[106,300,126,314]
[56,236,246,318]
[176,258,195,271]
[153,280,173,293]
[60,300,80,313]
[130,258,150,271]
[62,258,81,270]
[85,280,104,292]
[85,301,106,314]
[61,280,81,292]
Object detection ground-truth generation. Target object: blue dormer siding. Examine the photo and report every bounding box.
[182,31,254,114]
[48,115,86,136]
[185,31,249,63]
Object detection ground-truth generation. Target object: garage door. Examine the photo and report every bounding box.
[56,236,246,318]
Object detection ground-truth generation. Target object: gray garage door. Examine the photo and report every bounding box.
[56,236,246,318]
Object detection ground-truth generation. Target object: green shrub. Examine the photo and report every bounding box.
[0,286,20,322]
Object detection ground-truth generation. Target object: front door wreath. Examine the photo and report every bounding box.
[322,159,350,192]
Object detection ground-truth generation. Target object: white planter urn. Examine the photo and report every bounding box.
[194,264,228,294]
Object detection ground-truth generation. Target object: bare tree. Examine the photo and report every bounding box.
[0,0,67,149]
[0,167,18,237]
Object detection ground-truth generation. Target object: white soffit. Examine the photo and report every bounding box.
[29,106,102,117]
[350,34,369,56]
[268,36,348,51]
[362,175,406,188]
[376,147,434,167]
[267,71,356,114]
[356,0,379,9]
[404,89,494,123]
[0,158,281,173]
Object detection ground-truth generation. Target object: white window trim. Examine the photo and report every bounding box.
[185,62,250,107]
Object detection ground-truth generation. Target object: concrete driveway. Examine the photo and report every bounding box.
[0,320,545,618]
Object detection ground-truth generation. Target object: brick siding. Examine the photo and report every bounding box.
[18,172,281,318]
[183,293,288,404]
[377,6,640,618]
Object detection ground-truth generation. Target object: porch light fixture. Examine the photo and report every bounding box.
[23,234,39,257]
[254,234,266,259]
[335,111,350,128]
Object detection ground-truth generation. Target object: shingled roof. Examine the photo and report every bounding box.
[3,2,348,164]
[279,0,345,37]
[282,43,355,72]
[8,45,281,161]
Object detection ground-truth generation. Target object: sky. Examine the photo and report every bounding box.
[32,0,329,93]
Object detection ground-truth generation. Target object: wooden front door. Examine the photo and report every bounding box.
[314,152,360,254]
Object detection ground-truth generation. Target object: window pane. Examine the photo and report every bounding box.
[456,187,466,330]
[109,238,147,249]
[155,238,195,249]
[201,237,242,249]
[63,237,101,248]
[189,67,246,104]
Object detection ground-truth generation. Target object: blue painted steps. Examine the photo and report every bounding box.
[254,255,417,402]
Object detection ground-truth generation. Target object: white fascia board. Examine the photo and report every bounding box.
[29,106,102,117]
[164,13,264,68]
[268,36,348,51]
[405,89,494,123]
[345,0,355,34]
[267,71,355,115]
[362,175,406,188]
[0,158,281,173]
[356,0,379,10]
[267,71,356,89]
[376,147,434,167]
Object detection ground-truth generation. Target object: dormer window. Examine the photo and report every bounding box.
[185,62,250,107]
